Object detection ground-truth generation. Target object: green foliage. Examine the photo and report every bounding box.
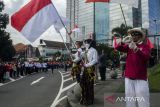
[0,1,16,61]
[112,23,132,38]
[118,64,160,93]
[148,64,160,92]
[54,51,61,57]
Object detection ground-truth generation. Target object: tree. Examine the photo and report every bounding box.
[0,1,15,61]
[112,23,132,38]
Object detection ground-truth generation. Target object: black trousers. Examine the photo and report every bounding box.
[99,66,106,80]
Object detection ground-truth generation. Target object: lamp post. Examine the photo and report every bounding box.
[154,19,159,61]
[153,19,158,35]
[157,37,159,61]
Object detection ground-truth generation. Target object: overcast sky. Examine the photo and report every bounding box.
[3,0,66,47]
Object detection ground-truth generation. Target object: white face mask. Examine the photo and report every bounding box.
[85,43,90,50]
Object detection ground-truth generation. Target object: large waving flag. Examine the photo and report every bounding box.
[86,0,138,8]
[11,0,69,42]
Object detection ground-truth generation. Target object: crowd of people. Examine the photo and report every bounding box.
[0,61,72,83]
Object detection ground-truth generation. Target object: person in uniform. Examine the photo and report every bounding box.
[80,39,98,105]
[71,41,83,83]
[115,28,151,107]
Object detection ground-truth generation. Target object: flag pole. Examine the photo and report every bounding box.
[57,31,74,61]
[51,3,77,50]
[119,4,127,27]
[51,2,87,64]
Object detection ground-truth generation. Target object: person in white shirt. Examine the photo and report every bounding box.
[71,41,83,82]
[80,39,98,105]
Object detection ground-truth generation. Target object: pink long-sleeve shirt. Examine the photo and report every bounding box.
[116,43,151,80]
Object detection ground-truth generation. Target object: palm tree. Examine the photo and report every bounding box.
[112,24,132,37]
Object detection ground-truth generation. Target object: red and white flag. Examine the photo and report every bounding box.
[146,37,154,49]
[11,0,69,42]
[86,0,138,8]
[72,25,80,33]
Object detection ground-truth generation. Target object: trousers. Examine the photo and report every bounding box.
[125,78,150,107]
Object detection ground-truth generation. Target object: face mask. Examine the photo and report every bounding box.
[85,43,90,50]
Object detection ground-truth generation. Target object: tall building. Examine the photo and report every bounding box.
[67,0,160,45]
[109,0,142,36]
[66,0,109,44]
[141,0,160,35]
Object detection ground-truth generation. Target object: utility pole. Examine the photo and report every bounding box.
[154,19,159,62]
[157,38,159,61]
[93,2,96,41]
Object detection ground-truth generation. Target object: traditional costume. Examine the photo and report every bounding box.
[71,41,82,83]
[80,39,98,105]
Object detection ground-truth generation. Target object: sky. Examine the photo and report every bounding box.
[2,0,66,47]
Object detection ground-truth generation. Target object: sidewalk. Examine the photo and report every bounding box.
[56,68,125,107]
[67,79,124,107]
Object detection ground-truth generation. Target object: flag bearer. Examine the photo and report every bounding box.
[71,41,83,83]
[80,39,98,105]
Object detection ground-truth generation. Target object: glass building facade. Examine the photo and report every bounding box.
[95,3,109,43]
[141,0,160,35]
[66,0,109,44]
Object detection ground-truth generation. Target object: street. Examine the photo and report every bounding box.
[0,69,76,107]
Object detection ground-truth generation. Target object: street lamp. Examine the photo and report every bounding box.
[157,37,159,61]
[153,19,158,35]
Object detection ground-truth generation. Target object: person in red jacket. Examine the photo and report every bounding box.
[115,28,151,107]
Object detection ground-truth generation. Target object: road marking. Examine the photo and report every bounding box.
[63,74,71,78]
[50,71,64,107]
[0,83,4,86]
[64,77,72,82]
[61,82,77,93]
[0,76,25,87]
[9,77,15,82]
[55,96,67,105]
[30,77,45,85]
[61,72,70,75]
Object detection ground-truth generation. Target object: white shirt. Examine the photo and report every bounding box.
[72,48,82,63]
[85,47,98,67]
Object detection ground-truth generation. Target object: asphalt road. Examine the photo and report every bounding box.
[0,70,63,107]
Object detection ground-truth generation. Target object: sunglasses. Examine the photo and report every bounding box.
[131,31,142,37]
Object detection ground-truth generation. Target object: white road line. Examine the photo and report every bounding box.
[0,76,24,87]
[30,77,45,85]
[54,96,67,106]
[61,72,70,75]
[64,77,73,82]
[0,83,4,86]
[61,82,77,93]
[50,71,64,107]
[63,74,71,78]
[9,77,15,82]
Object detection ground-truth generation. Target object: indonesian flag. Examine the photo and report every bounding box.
[72,25,80,33]
[146,37,154,49]
[86,0,138,8]
[11,0,69,42]
[113,36,118,49]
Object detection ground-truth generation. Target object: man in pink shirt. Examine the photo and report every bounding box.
[115,28,151,107]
